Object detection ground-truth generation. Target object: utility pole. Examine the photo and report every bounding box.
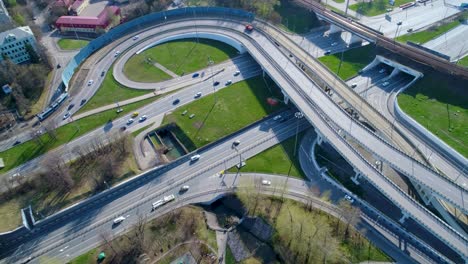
[207,56,216,104]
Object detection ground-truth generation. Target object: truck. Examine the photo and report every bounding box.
[152,194,176,210]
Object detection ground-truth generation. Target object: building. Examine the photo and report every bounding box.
[0,26,37,64]
[55,6,121,34]
[70,0,89,15]
[52,0,73,10]
[0,0,11,23]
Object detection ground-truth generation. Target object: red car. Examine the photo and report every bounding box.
[245,24,253,32]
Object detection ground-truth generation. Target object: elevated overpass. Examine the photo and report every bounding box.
[294,0,468,79]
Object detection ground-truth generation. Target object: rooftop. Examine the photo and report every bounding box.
[0,26,34,46]
[56,6,120,26]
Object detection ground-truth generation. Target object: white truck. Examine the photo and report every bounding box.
[152,194,176,210]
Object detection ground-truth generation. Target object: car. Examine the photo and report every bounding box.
[101,71,105,77]
[13,140,21,146]
[378,68,386,74]
[131,112,139,118]
[331,42,338,46]
[344,194,354,203]
[225,80,232,85]
[80,99,87,105]
[127,118,134,125]
[324,50,331,55]
[194,92,202,98]
[397,21,402,26]
[87,80,94,86]
[382,81,390,87]
[113,216,126,224]
[386,8,393,12]
[233,140,240,146]
[139,115,147,122]
[351,83,357,88]
[173,99,180,105]
[407,28,413,33]
[261,180,271,186]
[63,112,70,120]
[180,185,190,192]
[192,72,200,78]
[213,81,220,86]
[67,104,75,110]
[114,50,121,57]
[120,126,127,131]
[273,115,284,122]
[190,154,201,162]
[32,16,37,21]
[233,70,240,76]
[56,63,61,69]
[132,35,139,40]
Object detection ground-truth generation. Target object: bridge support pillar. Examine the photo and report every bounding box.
[351,170,361,185]
[399,211,410,224]
[328,24,342,35]
[348,34,363,46]
[315,129,325,145]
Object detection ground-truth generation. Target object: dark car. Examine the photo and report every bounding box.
[80,99,87,106]
[213,81,220,86]
[120,126,127,131]
[324,50,331,55]
[173,99,180,105]
[101,71,105,77]
[57,64,61,69]
[192,73,199,78]
[13,140,21,146]
[67,104,75,110]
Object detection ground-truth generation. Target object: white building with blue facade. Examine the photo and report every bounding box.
[0,26,37,64]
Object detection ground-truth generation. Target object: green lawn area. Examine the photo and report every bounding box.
[275,0,320,34]
[230,131,306,179]
[162,76,285,151]
[397,75,467,158]
[0,97,157,173]
[349,0,412,16]
[457,56,468,67]
[318,44,376,80]
[225,246,236,264]
[57,39,90,50]
[125,39,238,81]
[333,0,345,3]
[396,20,460,44]
[77,70,152,113]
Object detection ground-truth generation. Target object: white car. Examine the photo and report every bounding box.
[331,42,338,46]
[114,50,121,57]
[351,83,357,88]
[233,70,240,76]
[225,80,232,85]
[190,154,201,162]
[139,115,147,122]
[261,180,271,186]
[63,112,70,120]
[127,118,134,125]
[180,185,190,192]
[194,92,202,98]
[344,194,354,203]
[273,115,284,122]
[113,216,126,224]
[132,35,139,40]
[233,140,240,146]
[378,68,386,74]
[87,80,94,86]
[382,81,390,87]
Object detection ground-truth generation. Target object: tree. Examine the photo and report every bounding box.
[41,153,74,191]
[338,200,361,239]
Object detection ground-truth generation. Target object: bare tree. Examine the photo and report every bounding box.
[338,200,361,240]
[41,152,74,191]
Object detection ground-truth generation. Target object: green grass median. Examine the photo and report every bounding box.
[0,97,158,172]
[163,76,285,150]
[57,39,90,50]
[396,20,460,44]
[318,44,376,80]
[77,70,152,114]
[397,75,467,158]
[124,39,238,82]
[349,0,412,16]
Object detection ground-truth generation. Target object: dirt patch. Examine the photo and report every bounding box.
[69,69,90,97]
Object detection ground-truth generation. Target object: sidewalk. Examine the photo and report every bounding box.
[154,62,179,78]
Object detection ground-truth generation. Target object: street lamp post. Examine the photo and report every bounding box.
[207,56,216,104]
[293,112,304,156]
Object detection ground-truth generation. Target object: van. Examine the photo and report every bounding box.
[190,154,201,161]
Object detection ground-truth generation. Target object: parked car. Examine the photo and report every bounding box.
[113,216,126,224]
[261,180,271,186]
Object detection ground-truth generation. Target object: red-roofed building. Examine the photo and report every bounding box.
[70,0,89,15]
[53,0,73,9]
[55,6,121,34]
